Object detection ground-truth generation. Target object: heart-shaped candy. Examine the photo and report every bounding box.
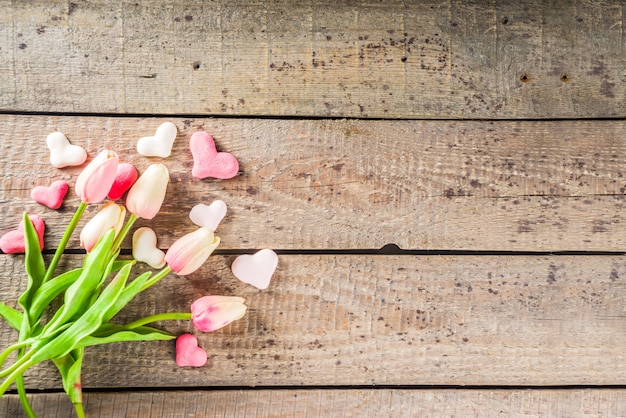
[190,132,239,179]
[231,249,278,290]
[31,180,69,209]
[108,163,138,200]
[46,132,87,168]
[189,200,227,231]
[175,334,207,367]
[0,215,45,254]
[132,227,166,269]
[137,122,177,158]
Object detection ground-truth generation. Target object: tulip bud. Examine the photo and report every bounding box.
[164,228,220,275]
[80,202,126,252]
[191,296,247,332]
[125,164,169,219]
[75,150,119,203]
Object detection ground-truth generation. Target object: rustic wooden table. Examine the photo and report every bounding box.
[0,1,625,416]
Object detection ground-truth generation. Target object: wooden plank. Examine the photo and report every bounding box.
[1,0,623,118]
[2,388,626,418]
[1,115,625,251]
[2,254,626,389]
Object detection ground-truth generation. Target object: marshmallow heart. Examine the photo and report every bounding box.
[137,122,177,158]
[31,180,69,209]
[0,215,45,254]
[132,227,166,269]
[46,132,87,168]
[175,334,207,367]
[231,249,278,290]
[108,163,138,200]
[189,200,227,231]
[190,132,239,179]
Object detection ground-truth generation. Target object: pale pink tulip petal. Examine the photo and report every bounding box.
[75,150,119,203]
[164,228,220,275]
[126,164,169,219]
[79,203,125,252]
[191,296,247,332]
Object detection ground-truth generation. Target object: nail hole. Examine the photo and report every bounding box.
[520,73,530,83]
[501,17,509,25]
[560,73,569,82]
[192,62,201,70]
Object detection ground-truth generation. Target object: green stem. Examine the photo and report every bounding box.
[74,402,86,418]
[111,213,138,254]
[141,266,172,292]
[125,312,191,330]
[0,340,32,370]
[16,374,36,418]
[0,357,35,397]
[44,201,88,283]
[0,349,34,379]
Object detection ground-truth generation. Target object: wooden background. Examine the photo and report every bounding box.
[0,0,625,416]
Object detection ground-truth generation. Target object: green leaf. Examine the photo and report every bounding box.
[40,230,117,336]
[29,268,83,325]
[102,270,152,323]
[18,213,46,314]
[81,325,173,346]
[31,263,131,362]
[51,348,84,404]
[0,303,23,330]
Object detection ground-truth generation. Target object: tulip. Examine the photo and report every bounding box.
[79,202,126,252]
[75,150,119,203]
[191,296,247,332]
[125,164,169,219]
[164,228,220,275]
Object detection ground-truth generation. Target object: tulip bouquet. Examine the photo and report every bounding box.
[0,140,249,417]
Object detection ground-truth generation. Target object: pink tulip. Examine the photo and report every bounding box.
[125,164,169,219]
[191,295,247,332]
[79,202,126,252]
[75,150,119,203]
[164,228,220,275]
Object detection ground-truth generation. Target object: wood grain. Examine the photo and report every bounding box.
[2,254,625,389]
[1,0,623,118]
[1,115,625,251]
[2,388,626,418]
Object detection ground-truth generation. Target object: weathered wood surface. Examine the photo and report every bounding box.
[2,254,625,389]
[0,0,623,119]
[3,388,626,418]
[1,115,625,252]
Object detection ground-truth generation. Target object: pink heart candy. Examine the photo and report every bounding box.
[190,132,239,179]
[31,180,69,209]
[231,249,278,290]
[0,215,45,254]
[175,334,207,367]
[108,163,138,200]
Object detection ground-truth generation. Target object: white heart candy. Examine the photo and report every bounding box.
[189,200,227,231]
[46,132,87,168]
[137,122,177,158]
[132,227,166,269]
[231,249,278,290]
